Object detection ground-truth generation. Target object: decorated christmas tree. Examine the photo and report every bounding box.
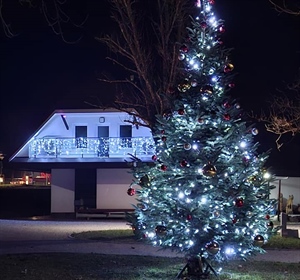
[127,0,277,277]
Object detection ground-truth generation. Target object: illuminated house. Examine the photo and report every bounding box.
[9,109,155,216]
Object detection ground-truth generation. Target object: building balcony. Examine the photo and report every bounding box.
[29,137,155,159]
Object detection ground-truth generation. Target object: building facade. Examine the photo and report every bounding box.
[9,109,154,215]
[9,108,300,217]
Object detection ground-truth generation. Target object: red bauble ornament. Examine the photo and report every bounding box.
[180,160,188,167]
[235,198,244,207]
[167,87,175,94]
[265,214,270,220]
[206,241,220,255]
[217,38,223,45]
[242,156,250,165]
[162,136,167,142]
[219,25,226,33]
[232,217,238,224]
[180,45,189,53]
[200,22,207,29]
[178,109,185,115]
[187,214,192,221]
[161,165,167,171]
[198,118,204,124]
[161,129,165,134]
[127,187,136,196]
[224,63,234,73]
[152,155,157,161]
[223,100,231,109]
[223,114,231,121]
[228,83,235,88]
[208,0,215,4]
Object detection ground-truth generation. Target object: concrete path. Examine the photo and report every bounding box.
[0,219,299,263]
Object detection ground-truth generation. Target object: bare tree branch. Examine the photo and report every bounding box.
[0,0,16,37]
[1,0,87,43]
[253,94,300,150]
[95,0,192,129]
[269,0,300,16]
[256,1,300,149]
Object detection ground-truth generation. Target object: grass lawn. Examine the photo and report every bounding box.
[1,253,300,280]
[1,230,299,279]
[72,229,300,250]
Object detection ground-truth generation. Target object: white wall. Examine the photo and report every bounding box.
[12,110,154,159]
[51,169,75,213]
[270,177,300,208]
[96,168,139,209]
[38,112,152,139]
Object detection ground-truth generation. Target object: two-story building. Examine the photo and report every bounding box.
[9,108,300,219]
[9,108,155,216]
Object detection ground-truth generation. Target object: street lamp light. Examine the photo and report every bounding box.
[0,152,4,184]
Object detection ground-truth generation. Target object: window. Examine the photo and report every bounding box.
[75,126,87,148]
[120,125,132,148]
[98,126,109,157]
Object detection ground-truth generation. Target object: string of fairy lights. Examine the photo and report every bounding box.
[29,137,155,158]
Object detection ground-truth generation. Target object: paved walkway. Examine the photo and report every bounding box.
[0,219,299,263]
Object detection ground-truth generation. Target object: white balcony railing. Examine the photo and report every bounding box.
[29,137,155,159]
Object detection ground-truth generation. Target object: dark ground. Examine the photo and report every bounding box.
[0,187,50,218]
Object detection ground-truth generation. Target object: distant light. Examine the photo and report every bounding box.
[205,6,211,12]
[178,192,185,199]
[148,232,155,238]
[225,247,235,255]
[240,141,247,148]
[209,16,216,24]
[211,76,218,82]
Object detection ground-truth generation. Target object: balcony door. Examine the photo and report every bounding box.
[120,125,132,148]
[98,126,109,157]
[75,126,87,148]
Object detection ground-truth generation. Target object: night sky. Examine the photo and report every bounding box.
[0,0,299,175]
